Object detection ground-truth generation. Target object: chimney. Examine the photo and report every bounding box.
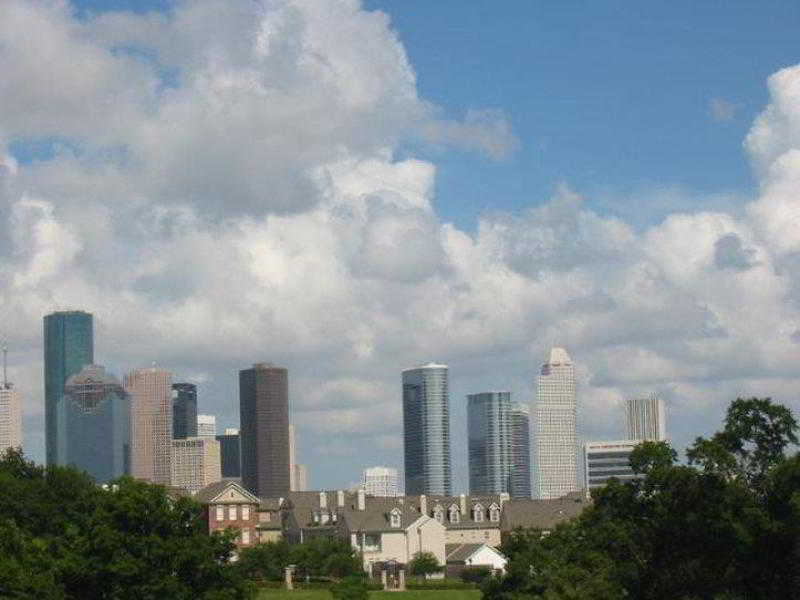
[357,488,366,511]
[319,491,327,509]
[459,493,467,516]
[420,494,427,515]
[337,490,345,507]
[499,492,510,507]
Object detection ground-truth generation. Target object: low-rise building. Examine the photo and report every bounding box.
[196,480,262,549]
[499,491,588,541]
[445,543,507,577]
[584,440,642,493]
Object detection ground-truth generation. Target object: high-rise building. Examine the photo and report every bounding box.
[293,464,308,491]
[467,391,512,495]
[509,402,532,498]
[534,347,578,499]
[197,414,216,437]
[125,367,173,485]
[172,383,198,440]
[363,466,399,497]
[44,310,93,465]
[0,347,22,452]
[583,440,641,493]
[60,365,129,482]
[239,363,290,497]
[171,436,222,494]
[217,428,241,478]
[626,396,667,441]
[402,363,451,496]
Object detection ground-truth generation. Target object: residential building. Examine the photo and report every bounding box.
[172,383,198,439]
[195,480,271,549]
[509,402,531,498]
[197,414,216,437]
[499,491,588,542]
[171,436,222,494]
[584,440,641,493]
[626,395,667,441]
[467,392,512,495]
[239,363,290,498]
[217,428,241,478]
[363,466,400,497]
[125,367,173,484]
[44,310,93,466]
[402,363,451,496]
[534,347,578,499]
[445,543,507,578]
[60,365,130,482]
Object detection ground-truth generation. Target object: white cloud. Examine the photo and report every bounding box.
[709,97,738,122]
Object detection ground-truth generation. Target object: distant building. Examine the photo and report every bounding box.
[197,414,217,438]
[467,392,512,495]
[534,347,578,499]
[0,351,22,452]
[293,464,308,491]
[216,428,241,478]
[363,466,399,497]
[126,367,173,485]
[44,310,93,466]
[61,365,130,482]
[239,363,290,498]
[289,424,306,491]
[626,396,667,441]
[403,363,451,496]
[172,383,198,439]
[171,436,222,494]
[583,440,641,493]
[509,402,531,498]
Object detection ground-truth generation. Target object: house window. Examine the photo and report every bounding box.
[321,511,330,524]
[259,512,270,522]
[489,506,500,522]
[390,509,401,528]
[362,534,381,552]
[216,505,225,521]
[434,508,444,523]
[449,506,460,524]
[241,528,250,545]
[229,505,237,521]
[242,505,250,521]
[473,505,484,522]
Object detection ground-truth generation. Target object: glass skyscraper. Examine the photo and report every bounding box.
[402,363,451,495]
[216,428,241,478]
[44,310,94,466]
[626,396,667,441]
[60,365,130,482]
[172,383,198,439]
[467,391,512,495]
[510,401,532,498]
[534,347,579,499]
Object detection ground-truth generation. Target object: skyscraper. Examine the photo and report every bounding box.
[363,466,399,497]
[60,365,130,482]
[44,310,93,465]
[216,428,241,478]
[239,363,290,498]
[467,391,512,495]
[534,347,578,499]
[172,383,198,439]
[125,367,173,485]
[626,396,667,441]
[197,414,217,437]
[509,402,532,498]
[171,436,222,494]
[0,347,22,452]
[402,363,451,496]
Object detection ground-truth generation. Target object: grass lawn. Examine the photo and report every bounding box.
[257,590,482,600]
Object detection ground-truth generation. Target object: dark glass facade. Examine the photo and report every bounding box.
[44,311,94,466]
[510,402,532,498]
[467,392,512,495]
[217,432,241,478]
[60,364,129,482]
[172,383,198,439]
[239,364,290,497]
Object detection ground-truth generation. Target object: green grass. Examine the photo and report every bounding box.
[257,590,482,600]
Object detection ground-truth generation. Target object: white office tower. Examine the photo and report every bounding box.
[626,396,666,441]
[363,466,400,497]
[534,347,578,499]
[0,347,22,452]
[288,424,309,491]
[584,440,641,493]
[171,436,222,494]
[197,414,216,437]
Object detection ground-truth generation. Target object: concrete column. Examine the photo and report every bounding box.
[398,569,406,591]
[381,570,388,590]
[284,567,293,590]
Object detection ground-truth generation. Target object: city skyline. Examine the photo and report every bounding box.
[467,391,511,496]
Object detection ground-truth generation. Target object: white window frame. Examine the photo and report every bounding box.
[241,528,250,544]
[390,509,401,528]
[229,505,237,521]
[449,506,460,524]
[216,505,225,521]
[489,504,501,522]
[241,505,250,521]
[473,504,484,522]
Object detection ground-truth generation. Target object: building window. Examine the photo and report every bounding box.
[489,505,500,522]
[321,511,330,524]
[259,512,270,522]
[229,505,237,521]
[473,504,484,522]
[433,508,444,523]
[241,528,250,545]
[390,509,401,528]
[363,534,381,552]
[242,505,250,521]
[449,506,460,524]
[216,505,224,521]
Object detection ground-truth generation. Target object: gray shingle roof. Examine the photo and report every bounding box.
[445,543,485,562]
[194,480,259,504]
[500,492,588,531]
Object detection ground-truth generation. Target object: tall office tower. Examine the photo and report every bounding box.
[44,310,93,465]
[467,392,512,495]
[402,363,451,495]
[171,436,222,494]
[216,428,241,478]
[172,383,198,439]
[197,414,216,437]
[584,440,640,494]
[125,367,173,484]
[0,347,22,452]
[626,396,667,441]
[293,464,308,491]
[509,402,532,498]
[534,347,578,499]
[239,363,290,497]
[363,466,399,497]
[60,365,130,482]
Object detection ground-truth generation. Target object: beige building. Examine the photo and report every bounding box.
[171,436,222,494]
[288,425,309,491]
[126,367,172,484]
[0,385,22,452]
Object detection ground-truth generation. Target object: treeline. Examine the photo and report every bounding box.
[486,398,800,600]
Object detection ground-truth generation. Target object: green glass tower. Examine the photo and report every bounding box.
[44,311,94,466]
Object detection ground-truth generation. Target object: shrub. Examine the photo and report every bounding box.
[460,566,492,584]
[330,576,368,600]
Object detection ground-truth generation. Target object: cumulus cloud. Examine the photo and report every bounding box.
[1,0,799,489]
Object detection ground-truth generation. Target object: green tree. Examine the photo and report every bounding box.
[330,576,369,600]
[407,551,441,581]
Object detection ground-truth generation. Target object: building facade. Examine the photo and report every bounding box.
[239,363,290,498]
[509,402,531,498]
[126,367,173,484]
[467,392,512,495]
[217,428,241,478]
[363,466,400,497]
[197,414,217,437]
[60,365,130,482]
[171,436,222,493]
[534,347,578,499]
[583,440,641,493]
[626,396,667,441]
[44,310,93,466]
[293,464,308,491]
[0,386,22,452]
[172,383,198,440]
[402,363,451,496]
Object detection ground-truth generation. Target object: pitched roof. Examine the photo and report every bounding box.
[340,497,427,532]
[408,494,505,529]
[445,543,485,562]
[500,492,588,531]
[194,480,260,504]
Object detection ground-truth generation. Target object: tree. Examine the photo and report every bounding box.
[330,576,368,600]
[407,551,441,580]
